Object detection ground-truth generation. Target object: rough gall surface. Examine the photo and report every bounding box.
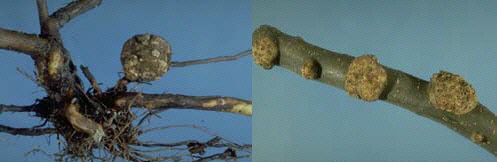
[428,71,477,115]
[252,36,279,69]
[345,55,387,102]
[121,34,171,82]
[471,132,487,144]
[300,58,321,79]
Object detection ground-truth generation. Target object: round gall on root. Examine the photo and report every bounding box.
[345,55,387,102]
[300,58,321,80]
[428,71,477,115]
[121,34,172,82]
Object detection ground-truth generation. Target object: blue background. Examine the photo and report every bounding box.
[0,1,251,161]
[253,0,497,161]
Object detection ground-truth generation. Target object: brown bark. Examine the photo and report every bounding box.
[116,92,252,116]
[0,125,56,136]
[0,28,48,56]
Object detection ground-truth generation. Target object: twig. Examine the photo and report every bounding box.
[138,124,215,136]
[135,136,251,152]
[16,67,44,88]
[32,119,49,129]
[253,25,497,156]
[36,0,49,36]
[132,136,251,161]
[116,92,252,116]
[0,125,56,136]
[0,104,35,112]
[24,146,53,158]
[16,67,37,84]
[80,65,102,95]
[171,49,251,67]
[135,109,166,127]
[133,140,196,148]
[193,148,249,162]
[74,84,105,112]
[50,0,103,30]
[0,28,48,56]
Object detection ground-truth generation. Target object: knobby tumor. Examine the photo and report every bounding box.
[121,34,172,82]
[345,55,387,102]
[428,71,477,115]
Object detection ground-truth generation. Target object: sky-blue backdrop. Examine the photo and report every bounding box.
[0,1,251,161]
[254,0,497,161]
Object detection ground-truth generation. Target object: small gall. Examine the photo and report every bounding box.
[470,132,487,144]
[344,55,387,102]
[428,71,477,115]
[300,58,321,80]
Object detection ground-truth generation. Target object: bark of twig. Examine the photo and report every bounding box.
[132,136,251,161]
[0,28,48,56]
[116,92,252,116]
[253,25,497,156]
[80,65,102,95]
[36,0,49,36]
[50,0,103,30]
[193,151,248,162]
[0,125,56,136]
[0,104,35,112]
[138,124,215,136]
[171,50,251,67]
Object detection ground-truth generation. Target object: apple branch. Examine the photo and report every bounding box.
[0,104,35,113]
[171,49,252,67]
[0,28,48,56]
[253,25,497,156]
[0,125,57,136]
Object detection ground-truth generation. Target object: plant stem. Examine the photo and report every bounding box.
[253,25,497,156]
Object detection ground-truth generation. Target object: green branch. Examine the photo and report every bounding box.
[253,25,497,156]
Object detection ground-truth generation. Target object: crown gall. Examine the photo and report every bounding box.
[428,71,477,115]
[252,36,278,69]
[345,55,387,102]
[471,132,487,144]
[121,34,172,82]
[252,25,280,70]
[300,58,321,80]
